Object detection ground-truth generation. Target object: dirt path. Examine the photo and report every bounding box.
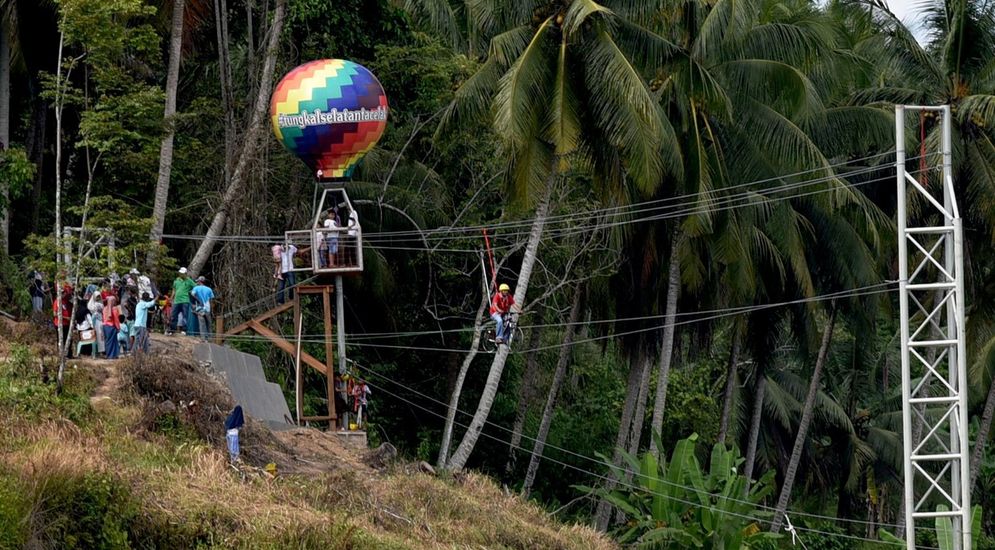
[89,362,118,406]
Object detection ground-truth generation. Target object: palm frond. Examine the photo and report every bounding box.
[969,332,995,394]
[545,32,582,160]
[963,134,995,236]
[582,27,681,193]
[562,0,615,36]
[493,17,556,149]
[805,105,894,159]
[763,373,801,430]
[692,0,758,62]
[715,59,823,120]
[958,94,995,129]
[738,22,825,67]
[402,0,463,49]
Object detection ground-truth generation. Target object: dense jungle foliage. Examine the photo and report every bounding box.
[3,0,995,547]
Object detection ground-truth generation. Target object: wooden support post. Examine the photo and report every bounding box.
[214,314,223,344]
[293,293,303,423]
[322,286,337,425]
[225,301,294,336]
[219,284,340,430]
[245,319,327,374]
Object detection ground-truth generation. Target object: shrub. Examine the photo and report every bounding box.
[29,471,136,549]
[583,434,780,549]
[0,469,30,549]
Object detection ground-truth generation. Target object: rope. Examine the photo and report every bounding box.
[483,228,497,290]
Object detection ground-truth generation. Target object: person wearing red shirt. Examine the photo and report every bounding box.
[102,296,122,359]
[490,283,516,344]
[52,282,73,334]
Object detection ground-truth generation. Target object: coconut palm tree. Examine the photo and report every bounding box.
[148,0,186,266]
[849,0,995,495]
[404,0,684,472]
[587,0,895,527]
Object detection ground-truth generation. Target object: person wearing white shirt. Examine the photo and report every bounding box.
[277,243,298,304]
[323,211,339,268]
[345,209,359,266]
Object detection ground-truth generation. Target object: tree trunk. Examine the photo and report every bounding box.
[717,322,742,445]
[53,28,66,392]
[743,368,767,483]
[770,308,837,532]
[27,87,46,234]
[214,0,235,181]
[445,179,553,471]
[521,284,583,497]
[627,352,654,457]
[649,232,682,457]
[0,18,10,255]
[148,0,185,266]
[246,0,255,84]
[611,350,656,525]
[594,348,649,531]
[505,324,544,475]
[436,288,489,468]
[970,370,995,490]
[188,0,286,277]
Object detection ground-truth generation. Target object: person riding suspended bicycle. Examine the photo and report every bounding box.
[490,283,518,344]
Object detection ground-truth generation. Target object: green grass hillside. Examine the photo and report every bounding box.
[0,320,613,550]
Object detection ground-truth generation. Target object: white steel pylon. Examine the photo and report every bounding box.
[896,105,971,549]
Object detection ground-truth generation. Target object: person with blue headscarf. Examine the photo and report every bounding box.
[225,405,244,463]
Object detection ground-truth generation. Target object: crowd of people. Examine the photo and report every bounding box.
[39,266,216,359]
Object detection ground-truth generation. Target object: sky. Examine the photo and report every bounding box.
[886,0,930,42]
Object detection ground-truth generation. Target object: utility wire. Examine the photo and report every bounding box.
[351,353,923,533]
[159,168,928,255]
[209,283,897,355]
[203,280,898,344]
[160,152,937,246]
[359,150,928,240]
[203,283,920,533]
[365,380,934,548]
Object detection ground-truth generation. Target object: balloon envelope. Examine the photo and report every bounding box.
[271,59,388,180]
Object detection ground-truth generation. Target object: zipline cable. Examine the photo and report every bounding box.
[211,283,896,355]
[159,152,938,246]
[160,167,930,255]
[354,357,927,533]
[363,380,935,547]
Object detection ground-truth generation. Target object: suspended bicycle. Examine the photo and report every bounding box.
[481,312,524,353]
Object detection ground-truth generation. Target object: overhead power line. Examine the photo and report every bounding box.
[160,153,935,248]
[363,380,935,547]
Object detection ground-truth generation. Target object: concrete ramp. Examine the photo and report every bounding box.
[194,342,295,431]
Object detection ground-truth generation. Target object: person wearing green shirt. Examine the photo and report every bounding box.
[168,267,195,335]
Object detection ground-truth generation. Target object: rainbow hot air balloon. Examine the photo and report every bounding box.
[271,59,388,180]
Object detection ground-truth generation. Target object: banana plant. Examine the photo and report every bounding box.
[580,433,780,548]
[880,505,983,549]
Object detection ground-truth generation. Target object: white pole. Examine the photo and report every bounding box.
[954,218,971,550]
[945,103,971,549]
[941,106,963,550]
[896,105,916,549]
[336,275,346,375]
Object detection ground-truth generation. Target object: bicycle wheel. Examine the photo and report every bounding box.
[508,326,525,347]
[481,328,497,353]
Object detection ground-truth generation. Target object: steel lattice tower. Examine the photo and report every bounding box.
[896,105,971,549]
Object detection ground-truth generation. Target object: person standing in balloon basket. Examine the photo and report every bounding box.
[323,210,339,268]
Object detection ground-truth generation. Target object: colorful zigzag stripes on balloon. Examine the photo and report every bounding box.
[271,59,388,179]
